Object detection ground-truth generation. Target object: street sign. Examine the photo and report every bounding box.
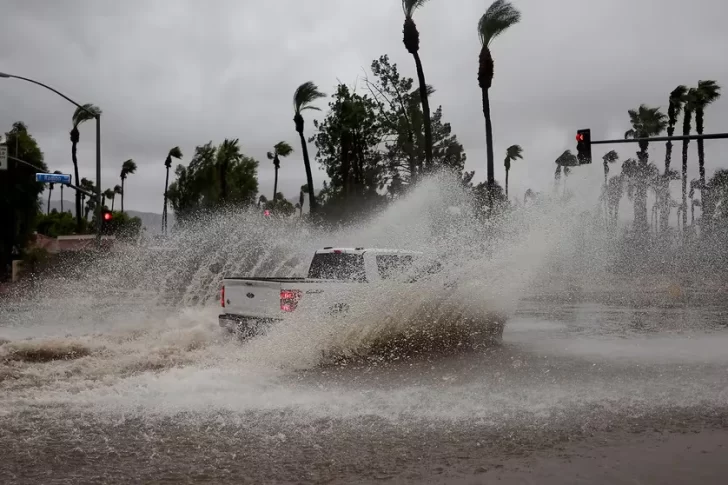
[35,173,71,184]
[0,145,7,170]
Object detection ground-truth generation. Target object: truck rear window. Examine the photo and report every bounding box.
[307,253,367,282]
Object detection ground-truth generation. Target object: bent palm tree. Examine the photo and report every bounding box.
[163,146,183,235]
[693,80,721,225]
[602,150,619,186]
[112,185,122,211]
[293,81,326,213]
[267,141,294,201]
[680,88,697,231]
[70,103,102,231]
[102,188,114,209]
[119,159,137,212]
[402,0,433,171]
[478,0,521,188]
[503,144,523,199]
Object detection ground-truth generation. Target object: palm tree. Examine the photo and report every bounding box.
[602,150,619,186]
[402,0,433,171]
[47,170,63,215]
[293,81,326,213]
[216,139,241,203]
[503,144,523,199]
[478,0,521,189]
[112,185,122,211]
[80,178,96,221]
[267,141,294,201]
[656,85,688,233]
[70,103,102,231]
[119,159,137,212]
[555,150,578,194]
[163,146,183,235]
[680,88,697,231]
[693,80,721,225]
[102,188,114,209]
[624,105,668,238]
[689,178,700,226]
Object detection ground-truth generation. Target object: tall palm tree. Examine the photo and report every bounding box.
[267,141,294,201]
[503,144,523,199]
[293,81,326,213]
[402,0,433,171]
[658,85,688,233]
[119,159,137,213]
[680,88,697,231]
[112,185,122,211]
[102,188,114,209]
[477,0,521,189]
[624,104,668,237]
[693,80,721,225]
[70,103,102,231]
[163,146,183,235]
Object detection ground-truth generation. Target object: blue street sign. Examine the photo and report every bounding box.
[36,173,71,184]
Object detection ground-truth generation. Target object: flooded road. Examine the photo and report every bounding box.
[2,295,727,484]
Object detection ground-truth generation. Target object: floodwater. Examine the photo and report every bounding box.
[2,293,727,484]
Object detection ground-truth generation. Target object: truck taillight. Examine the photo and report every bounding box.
[221,285,225,308]
[280,289,302,312]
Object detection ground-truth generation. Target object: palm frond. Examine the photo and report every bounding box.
[266,152,274,160]
[168,146,183,160]
[121,159,137,175]
[294,81,326,114]
[274,141,294,157]
[402,0,429,17]
[72,103,102,127]
[696,80,721,106]
[478,0,521,46]
[505,144,523,160]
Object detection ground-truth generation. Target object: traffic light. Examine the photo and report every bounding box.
[576,129,592,164]
[100,208,113,233]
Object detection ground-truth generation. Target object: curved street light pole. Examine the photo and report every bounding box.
[0,72,103,247]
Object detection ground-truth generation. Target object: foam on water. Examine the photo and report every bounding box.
[1,172,726,422]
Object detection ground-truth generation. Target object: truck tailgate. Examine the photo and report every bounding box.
[223,279,283,319]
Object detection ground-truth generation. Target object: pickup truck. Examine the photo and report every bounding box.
[219,247,437,338]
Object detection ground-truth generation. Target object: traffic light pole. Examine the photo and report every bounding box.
[590,132,728,145]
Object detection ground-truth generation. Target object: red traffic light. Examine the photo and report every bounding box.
[263,209,271,217]
[576,133,584,142]
[103,211,112,221]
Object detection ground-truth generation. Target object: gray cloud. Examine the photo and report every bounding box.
[1,0,726,213]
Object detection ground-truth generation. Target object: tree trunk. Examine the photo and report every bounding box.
[298,129,316,213]
[412,51,432,171]
[681,113,691,233]
[505,168,509,198]
[121,179,125,212]
[111,195,115,212]
[481,87,495,187]
[162,166,170,235]
[273,166,279,202]
[60,186,64,213]
[47,188,52,214]
[695,108,711,230]
[71,140,82,233]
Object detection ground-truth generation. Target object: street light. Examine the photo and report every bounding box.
[0,71,103,247]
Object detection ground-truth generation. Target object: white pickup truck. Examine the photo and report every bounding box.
[219,247,440,338]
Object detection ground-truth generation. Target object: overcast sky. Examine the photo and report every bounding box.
[1,0,726,214]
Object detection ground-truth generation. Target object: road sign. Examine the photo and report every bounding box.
[35,173,71,184]
[0,145,7,170]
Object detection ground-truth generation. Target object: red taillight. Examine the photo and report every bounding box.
[280,289,302,312]
[221,285,225,308]
[333,250,342,254]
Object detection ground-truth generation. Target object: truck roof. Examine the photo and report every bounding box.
[315,247,423,255]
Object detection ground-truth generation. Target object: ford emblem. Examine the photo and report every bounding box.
[246,292,255,298]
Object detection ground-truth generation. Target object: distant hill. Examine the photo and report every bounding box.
[46,200,169,235]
